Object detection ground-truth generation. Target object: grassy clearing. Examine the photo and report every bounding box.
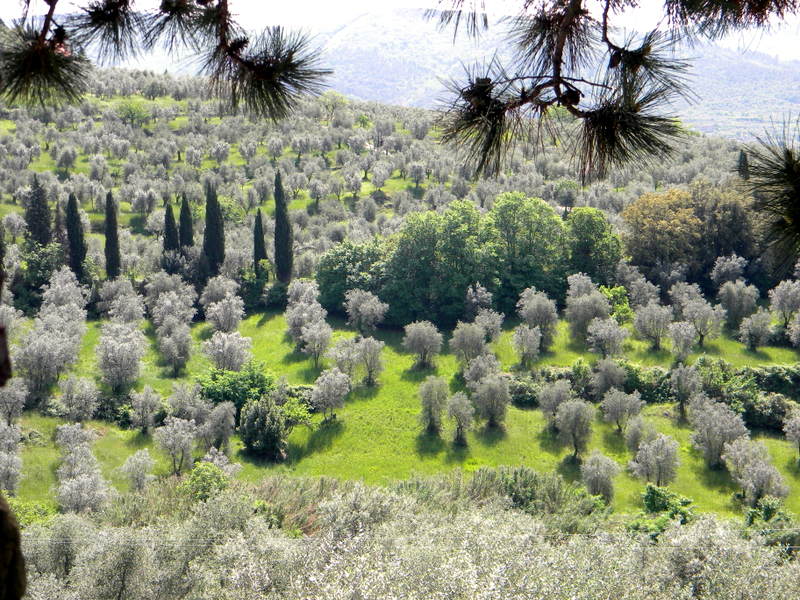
[15,310,800,517]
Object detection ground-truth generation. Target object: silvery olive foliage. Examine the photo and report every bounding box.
[203,331,253,372]
[587,317,628,358]
[581,451,619,502]
[344,288,389,334]
[516,288,559,352]
[119,449,156,492]
[402,321,443,368]
[154,416,197,475]
[55,423,109,513]
[96,322,148,394]
[312,367,351,420]
[629,433,680,486]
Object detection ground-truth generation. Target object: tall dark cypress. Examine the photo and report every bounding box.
[53,201,68,258]
[273,171,293,284]
[104,191,121,279]
[163,203,179,253]
[253,208,267,277]
[65,193,87,281]
[179,194,193,248]
[201,184,225,278]
[24,176,51,246]
[738,149,750,180]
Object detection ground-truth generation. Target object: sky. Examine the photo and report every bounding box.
[4,0,800,60]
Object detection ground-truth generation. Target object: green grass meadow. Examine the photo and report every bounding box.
[16,311,800,517]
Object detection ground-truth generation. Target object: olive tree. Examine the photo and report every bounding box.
[154,417,197,475]
[718,279,758,328]
[625,415,657,452]
[581,451,620,502]
[565,291,610,342]
[668,321,696,363]
[684,299,725,348]
[512,324,541,367]
[710,254,747,287]
[769,279,800,328]
[474,375,510,428]
[464,354,500,392]
[556,400,594,459]
[419,376,448,434]
[600,389,643,433]
[402,321,443,368]
[722,437,789,506]
[119,449,155,492]
[634,301,672,350]
[130,386,162,434]
[539,379,573,426]
[670,363,701,421]
[464,283,492,321]
[96,322,147,395]
[450,321,488,365]
[591,358,626,400]
[0,378,27,425]
[690,400,748,469]
[202,331,252,371]
[56,376,99,422]
[206,295,245,333]
[739,308,773,351]
[326,337,361,378]
[783,412,800,458]
[474,308,504,342]
[344,289,389,334]
[629,433,679,486]
[300,319,333,368]
[587,317,628,358]
[358,337,385,386]
[311,368,351,420]
[448,392,473,445]
[516,288,558,351]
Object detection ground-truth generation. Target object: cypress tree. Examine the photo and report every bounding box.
[163,203,179,253]
[201,184,225,278]
[65,193,87,281]
[24,176,51,246]
[274,171,293,283]
[738,149,750,180]
[53,201,68,260]
[179,194,193,248]
[104,191,121,279]
[253,208,268,277]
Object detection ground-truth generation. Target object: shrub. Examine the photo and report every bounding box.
[239,397,287,461]
[180,462,229,502]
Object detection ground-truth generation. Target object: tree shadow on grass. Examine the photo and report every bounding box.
[557,454,582,483]
[690,460,738,495]
[415,430,445,457]
[444,441,470,464]
[535,427,565,456]
[197,325,214,341]
[281,348,309,366]
[125,430,151,449]
[400,364,436,383]
[297,364,323,382]
[474,424,506,447]
[602,428,628,456]
[742,347,771,361]
[783,453,800,476]
[285,418,345,461]
[348,384,381,403]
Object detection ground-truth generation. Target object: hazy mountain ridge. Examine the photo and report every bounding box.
[312,9,800,139]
